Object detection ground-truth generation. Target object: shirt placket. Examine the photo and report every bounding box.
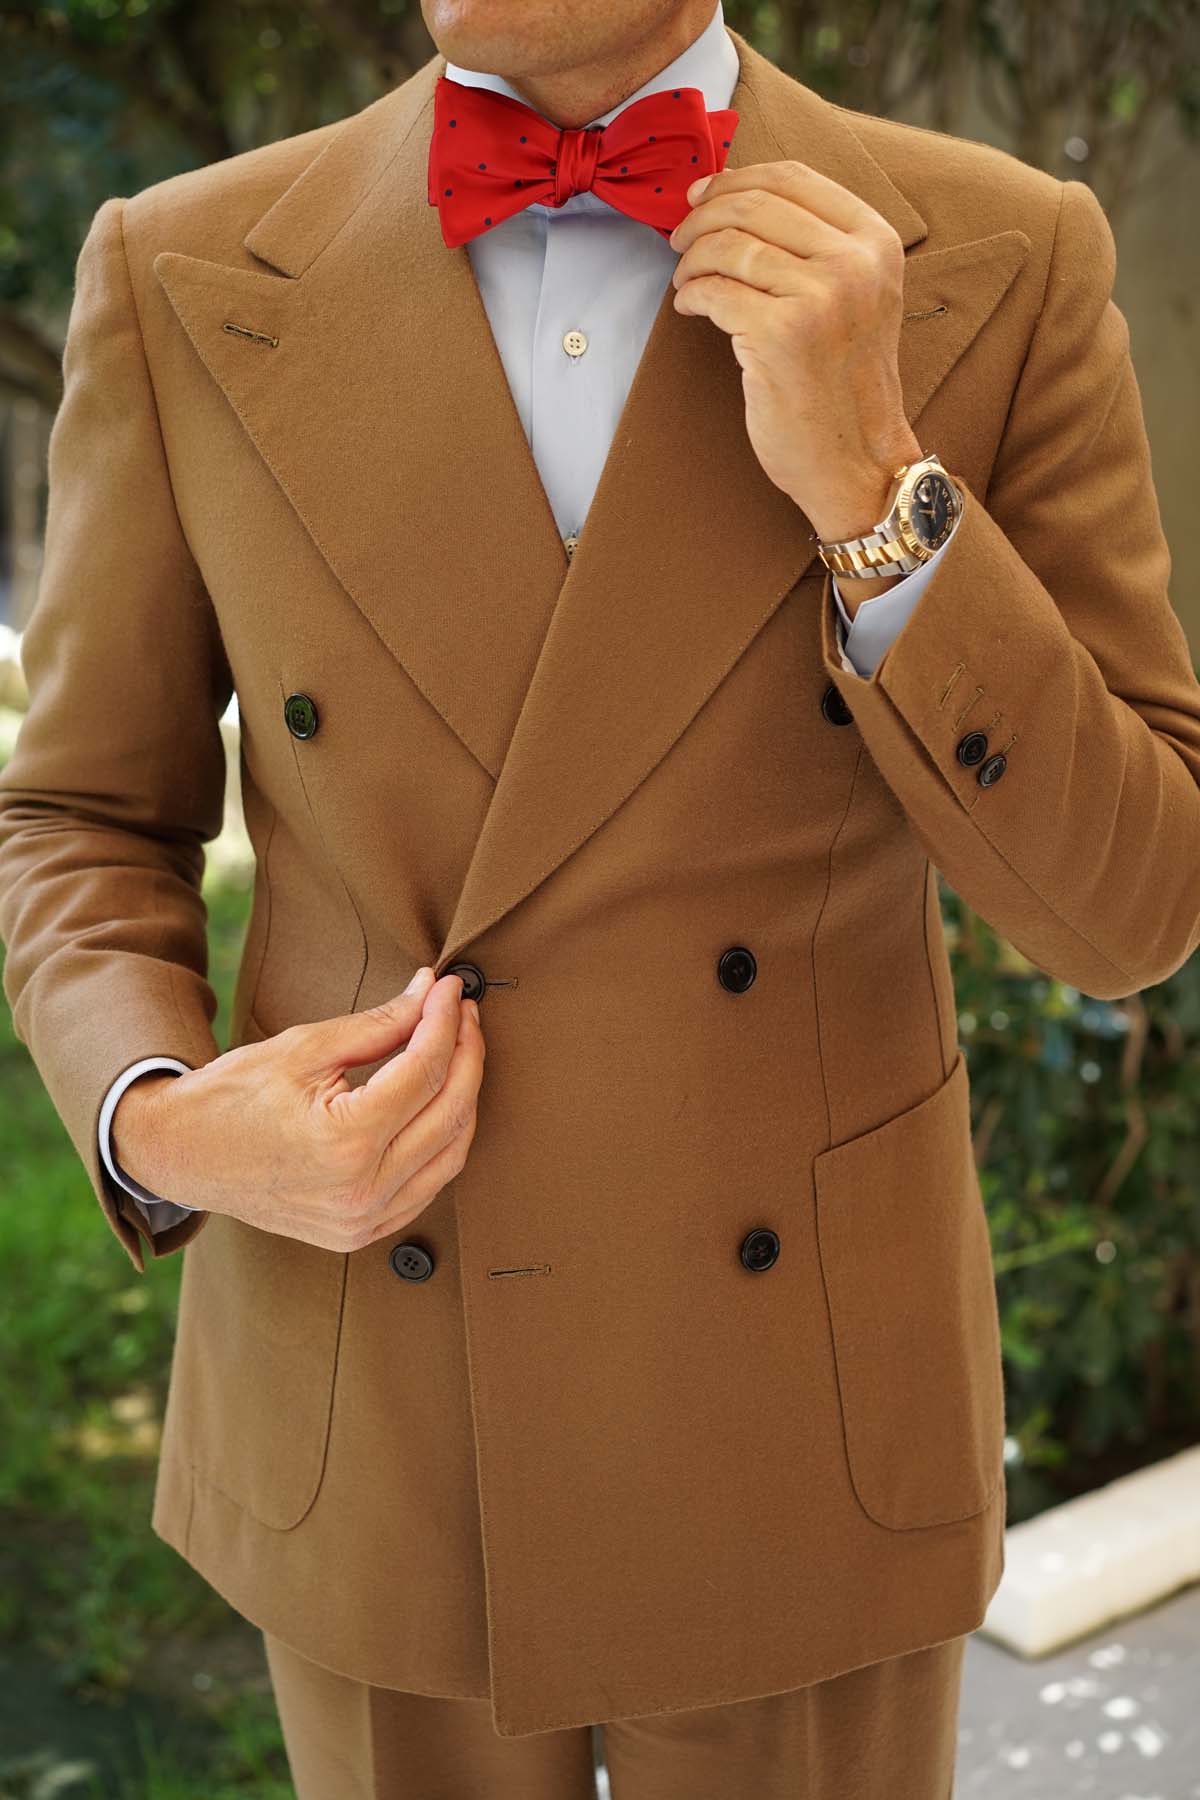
[531,200,609,560]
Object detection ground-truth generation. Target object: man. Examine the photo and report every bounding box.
[3,0,1199,1791]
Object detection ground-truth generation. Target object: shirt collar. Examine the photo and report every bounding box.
[442,0,738,218]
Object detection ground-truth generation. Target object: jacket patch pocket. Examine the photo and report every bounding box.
[813,1047,1005,1532]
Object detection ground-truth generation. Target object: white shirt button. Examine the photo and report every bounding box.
[562,329,588,358]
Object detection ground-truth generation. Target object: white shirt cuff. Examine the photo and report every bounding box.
[831,516,959,679]
[98,1057,198,1230]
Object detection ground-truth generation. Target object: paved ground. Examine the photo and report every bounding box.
[955,1578,1200,1798]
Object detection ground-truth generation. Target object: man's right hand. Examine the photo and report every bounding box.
[109,967,485,1250]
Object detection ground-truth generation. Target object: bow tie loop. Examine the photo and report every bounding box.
[428,74,739,247]
[555,124,604,207]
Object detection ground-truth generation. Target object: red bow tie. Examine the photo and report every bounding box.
[428,74,739,248]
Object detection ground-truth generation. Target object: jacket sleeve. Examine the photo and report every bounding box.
[0,194,231,1272]
[817,176,1200,1001]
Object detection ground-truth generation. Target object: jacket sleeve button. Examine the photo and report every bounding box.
[977,751,1008,787]
[955,729,989,766]
[284,693,319,739]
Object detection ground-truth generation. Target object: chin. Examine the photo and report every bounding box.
[423,1,559,72]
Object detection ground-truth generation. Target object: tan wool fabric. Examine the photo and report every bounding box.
[263,1626,966,1799]
[3,25,1200,1741]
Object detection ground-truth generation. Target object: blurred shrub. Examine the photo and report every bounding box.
[943,886,1200,1520]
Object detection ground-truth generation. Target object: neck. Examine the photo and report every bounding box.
[498,1,717,130]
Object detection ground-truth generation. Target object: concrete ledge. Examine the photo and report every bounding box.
[981,1445,1200,1657]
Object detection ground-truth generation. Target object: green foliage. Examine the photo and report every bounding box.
[0,865,291,1790]
[944,885,1200,1520]
[0,0,414,334]
[109,1687,294,1800]
[0,30,195,316]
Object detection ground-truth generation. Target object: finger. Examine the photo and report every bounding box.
[335,971,468,1144]
[368,999,485,1200]
[684,160,884,237]
[673,224,813,298]
[300,967,437,1075]
[670,187,842,262]
[363,1098,481,1248]
[672,271,780,334]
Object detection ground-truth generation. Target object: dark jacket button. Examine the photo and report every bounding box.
[390,1241,434,1282]
[717,946,757,993]
[740,1228,780,1272]
[820,683,854,726]
[443,961,486,1002]
[956,729,988,767]
[978,751,1008,787]
[284,693,319,739]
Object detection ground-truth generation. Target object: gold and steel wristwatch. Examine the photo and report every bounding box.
[815,453,963,581]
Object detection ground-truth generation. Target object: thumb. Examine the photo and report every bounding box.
[306,967,437,1073]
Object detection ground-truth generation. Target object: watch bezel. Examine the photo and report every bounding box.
[894,458,962,559]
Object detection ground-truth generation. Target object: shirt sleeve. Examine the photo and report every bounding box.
[98,1058,201,1229]
[832,516,961,679]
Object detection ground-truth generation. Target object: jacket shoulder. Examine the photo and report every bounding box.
[118,119,340,270]
[830,102,1063,248]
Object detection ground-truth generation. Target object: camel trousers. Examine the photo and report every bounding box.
[262,1628,967,1800]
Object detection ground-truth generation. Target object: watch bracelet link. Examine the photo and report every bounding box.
[818,530,927,581]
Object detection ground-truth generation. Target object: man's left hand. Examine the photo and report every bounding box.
[668,160,923,548]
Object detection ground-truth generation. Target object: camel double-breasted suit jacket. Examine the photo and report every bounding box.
[3,23,1200,1741]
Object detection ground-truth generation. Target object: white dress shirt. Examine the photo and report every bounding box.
[103,0,957,1228]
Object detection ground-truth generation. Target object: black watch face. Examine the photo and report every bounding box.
[908,471,957,549]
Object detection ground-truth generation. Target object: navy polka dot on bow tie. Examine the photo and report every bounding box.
[673,90,681,97]
[444,187,452,196]
[520,135,527,143]
[484,215,492,224]
[478,162,486,169]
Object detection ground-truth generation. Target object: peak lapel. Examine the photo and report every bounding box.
[436,29,1030,968]
[153,53,571,782]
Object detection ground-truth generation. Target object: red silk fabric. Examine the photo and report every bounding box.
[428,74,740,248]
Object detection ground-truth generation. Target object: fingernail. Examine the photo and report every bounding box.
[404,966,432,993]
[687,174,713,202]
[466,999,480,1024]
